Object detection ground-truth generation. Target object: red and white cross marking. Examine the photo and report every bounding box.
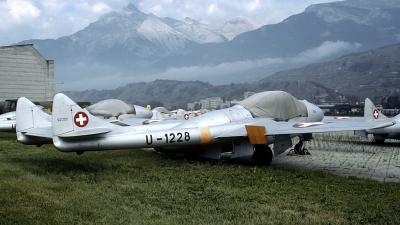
[74,112,89,127]
[333,116,351,120]
[184,114,189,120]
[293,122,331,128]
[373,109,379,119]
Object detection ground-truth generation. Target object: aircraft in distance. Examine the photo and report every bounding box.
[6,98,148,133]
[85,99,153,120]
[0,111,16,131]
[354,98,399,143]
[45,91,382,165]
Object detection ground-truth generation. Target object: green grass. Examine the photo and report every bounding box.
[0,132,399,224]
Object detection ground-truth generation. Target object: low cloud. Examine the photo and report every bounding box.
[289,41,362,64]
[136,41,361,82]
[58,41,362,91]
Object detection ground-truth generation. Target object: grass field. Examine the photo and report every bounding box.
[1,131,399,224]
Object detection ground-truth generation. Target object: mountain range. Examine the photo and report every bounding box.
[63,40,400,107]
[16,0,400,93]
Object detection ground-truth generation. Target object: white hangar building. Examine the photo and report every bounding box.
[0,44,54,102]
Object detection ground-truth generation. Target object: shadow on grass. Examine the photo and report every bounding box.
[159,152,260,167]
[8,156,112,177]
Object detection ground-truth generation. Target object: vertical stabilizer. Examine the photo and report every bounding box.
[52,93,113,137]
[16,97,51,132]
[364,98,388,122]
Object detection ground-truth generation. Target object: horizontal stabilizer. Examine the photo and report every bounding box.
[108,120,131,126]
[23,127,52,138]
[370,121,396,129]
[58,127,112,137]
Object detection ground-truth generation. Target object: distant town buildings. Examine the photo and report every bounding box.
[187,97,230,110]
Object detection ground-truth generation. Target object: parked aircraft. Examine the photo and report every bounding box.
[354,98,399,143]
[16,100,53,146]
[15,97,184,146]
[0,111,16,131]
[85,99,153,120]
[45,91,380,165]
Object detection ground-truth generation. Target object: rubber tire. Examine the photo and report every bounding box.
[253,145,273,166]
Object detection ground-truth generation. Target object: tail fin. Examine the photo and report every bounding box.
[16,97,53,145]
[52,93,113,137]
[364,98,388,122]
[151,110,164,120]
[176,109,190,120]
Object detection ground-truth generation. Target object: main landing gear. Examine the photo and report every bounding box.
[76,151,84,155]
[252,144,273,166]
[288,138,310,156]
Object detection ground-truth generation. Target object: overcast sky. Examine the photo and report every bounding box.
[0,0,342,46]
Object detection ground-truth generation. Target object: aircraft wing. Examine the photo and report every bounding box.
[322,116,363,122]
[216,119,392,138]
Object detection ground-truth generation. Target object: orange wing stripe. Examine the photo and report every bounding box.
[245,125,267,144]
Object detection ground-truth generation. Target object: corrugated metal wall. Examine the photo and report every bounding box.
[0,44,54,102]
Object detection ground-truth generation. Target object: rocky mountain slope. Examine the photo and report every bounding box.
[261,42,400,103]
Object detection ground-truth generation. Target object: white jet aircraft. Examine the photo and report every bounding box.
[354,98,399,143]
[44,91,381,165]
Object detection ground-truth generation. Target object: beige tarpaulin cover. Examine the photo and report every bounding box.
[86,99,135,117]
[238,91,307,120]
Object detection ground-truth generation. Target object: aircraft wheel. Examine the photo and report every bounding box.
[76,151,84,155]
[374,139,385,144]
[252,145,273,166]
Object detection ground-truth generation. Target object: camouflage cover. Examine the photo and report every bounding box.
[238,91,307,120]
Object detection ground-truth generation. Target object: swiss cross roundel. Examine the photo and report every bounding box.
[74,112,89,127]
[373,109,379,119]
[184,114,189,120]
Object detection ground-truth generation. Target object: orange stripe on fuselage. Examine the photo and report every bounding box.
[199,127,211,144]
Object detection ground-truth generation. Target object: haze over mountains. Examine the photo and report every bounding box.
[16,0,400,92]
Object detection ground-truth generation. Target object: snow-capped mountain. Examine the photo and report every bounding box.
[213,16,265,40]
[68,4,263,53]
[16,0,400,91]
[167,16,264,44]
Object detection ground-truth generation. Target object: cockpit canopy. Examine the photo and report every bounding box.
[238,91,308,121]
